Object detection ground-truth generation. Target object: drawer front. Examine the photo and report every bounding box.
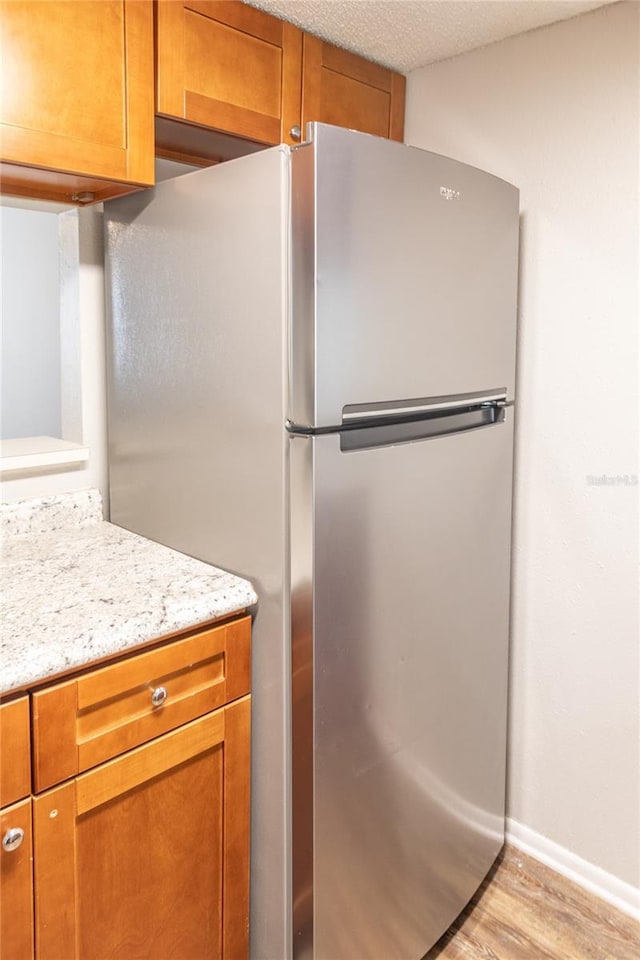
[32,616,250,792]
[0,697,31,807]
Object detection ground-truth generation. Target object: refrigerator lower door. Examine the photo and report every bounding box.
[290,410,514,960]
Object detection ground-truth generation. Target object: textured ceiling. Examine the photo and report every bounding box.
[244,0,617,72]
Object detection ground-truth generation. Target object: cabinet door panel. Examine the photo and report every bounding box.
[186,14,283,118]
[0,0,154,200]
[0,798,34,960]
[0,697,31,807]
[1,1,125,148]
[310,69,391,139]
[302,34,405,142]
[78,749,224,959]
[156,0,302,148]
[33,699,250,960]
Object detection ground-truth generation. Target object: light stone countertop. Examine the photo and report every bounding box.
[1,490,257,694]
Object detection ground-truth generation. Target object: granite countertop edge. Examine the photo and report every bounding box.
[1,490,257,696]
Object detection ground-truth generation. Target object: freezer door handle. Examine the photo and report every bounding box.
[340,402,508,452]
[342,389,508,424]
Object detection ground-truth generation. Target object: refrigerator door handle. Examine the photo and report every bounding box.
[340,403,508,452]
[342,389,508,424]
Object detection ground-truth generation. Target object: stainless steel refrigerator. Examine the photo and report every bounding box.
[104,123,519,960]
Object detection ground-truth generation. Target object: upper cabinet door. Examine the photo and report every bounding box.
[301,35,405,142]
[156,0,303,147]
[0,0,154,202]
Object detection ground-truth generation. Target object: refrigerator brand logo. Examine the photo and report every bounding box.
[440,186,460,200]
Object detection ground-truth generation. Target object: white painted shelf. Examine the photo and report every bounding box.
[0,436,89,473]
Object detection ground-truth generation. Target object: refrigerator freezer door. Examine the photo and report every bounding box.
[290,411,515,960]
[289,124,519,430]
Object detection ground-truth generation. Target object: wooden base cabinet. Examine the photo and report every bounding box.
[33,698,250,960]
[0,615,251,960]
[0,799,34,960]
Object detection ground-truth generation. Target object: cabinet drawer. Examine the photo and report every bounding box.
[0,698,31,807]
[32,616,250,792]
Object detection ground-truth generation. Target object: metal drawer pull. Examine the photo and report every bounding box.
[2,828,24,852]
[151,686,168,708]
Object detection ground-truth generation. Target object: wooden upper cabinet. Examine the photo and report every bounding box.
[156,0,303,161]
[301,34,406,142]
[0,0,154,203]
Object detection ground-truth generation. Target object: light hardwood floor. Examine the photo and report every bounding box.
[424,844,639,960]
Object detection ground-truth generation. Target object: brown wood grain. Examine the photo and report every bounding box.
[156,0,186,117]
[0,162,146,205]
[122,0,155,185]
[75,708,225,815]
[31,617,251,790]
[33,783,77,960]
[315,68,391,139]
[158,0,288,146]
[32,680,78,794]
[322,42,395,93]
[0,697,31,807]
[389,72,407,142]
[222,695,251,960]
[424,845,640,960]
[75,623,228,706]
[186,0,283,46]
[0,0,154,201]
[281,21,303,144]
[185,91,280,144]
[184,12,282,119]
[224,616,252,703]
[301,33,405,142]
[155,116,266,165]
[0,798,34,960]
[32,702,249,959]
[75,738,225,959]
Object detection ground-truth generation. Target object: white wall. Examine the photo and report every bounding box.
[0,207,108,505]
[406,1,639,888]
[1,206,62,439]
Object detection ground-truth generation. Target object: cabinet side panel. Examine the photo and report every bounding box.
[223,697,251,960]
[105,146,290,960]
[389,73,406,141]
[123,0,155,184]
[281,23,303,145]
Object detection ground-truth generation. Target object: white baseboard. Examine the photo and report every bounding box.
[506,818,640,922]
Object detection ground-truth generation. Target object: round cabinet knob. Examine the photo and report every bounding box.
[289,125,302,142]
[151,686,168,708]
[2,828,25,852]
